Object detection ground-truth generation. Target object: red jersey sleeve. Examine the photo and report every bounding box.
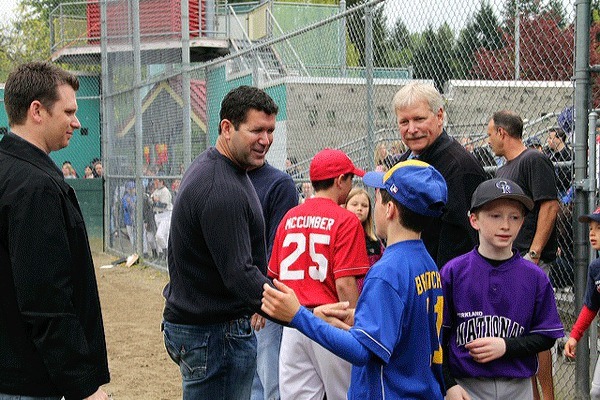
[267,220,285,279]
[331,213,370,280]
[570,305,597,341]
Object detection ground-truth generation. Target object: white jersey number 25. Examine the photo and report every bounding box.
[279,232,330,282]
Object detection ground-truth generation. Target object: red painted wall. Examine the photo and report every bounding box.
[87,0,205,43]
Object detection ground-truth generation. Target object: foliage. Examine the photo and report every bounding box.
[346,1,389,67]
[20,0,61,21]
[471,15,574,81]
[454,0,504,78]
[0,2,52,81]
[412,24,455,91]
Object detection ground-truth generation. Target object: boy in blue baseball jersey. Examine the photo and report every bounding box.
[564,206,600,399]
[442,178,564,400]
[261,160,447,399]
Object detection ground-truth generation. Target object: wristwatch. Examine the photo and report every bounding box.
[528,250,540,260]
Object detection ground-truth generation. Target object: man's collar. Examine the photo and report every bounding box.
[0,132,65,181]
[413,130,449,160]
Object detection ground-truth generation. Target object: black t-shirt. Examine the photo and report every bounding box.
[547,146,573,195]
[497,148,558,262]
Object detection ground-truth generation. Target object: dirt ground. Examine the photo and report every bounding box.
[93,249,182,399]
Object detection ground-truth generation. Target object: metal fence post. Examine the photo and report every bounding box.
[365,3,375,172]
[101,0,110,251]
[132,0,144,258]
[182,0,192,169]
[339,0,346,77]
[574,0,592,397]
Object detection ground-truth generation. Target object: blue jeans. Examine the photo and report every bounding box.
[251,320,283,400]
[163,318,257,400]
[0,395,61,400]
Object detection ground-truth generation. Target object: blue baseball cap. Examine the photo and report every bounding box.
[558,106,574,134]
[578,206,600,223]
[363,160,448,217]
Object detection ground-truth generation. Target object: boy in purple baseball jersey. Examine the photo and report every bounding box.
[564,206,600,399]
[442,178,564,400]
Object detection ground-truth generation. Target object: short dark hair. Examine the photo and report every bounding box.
[4,61,79,127]
[380,190,432,232]
[492,110,523,139]
[550,126,567,142]
[311,173,352,192]
[311,178,334,192]
[218,86,278,134]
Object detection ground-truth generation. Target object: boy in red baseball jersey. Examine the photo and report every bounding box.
[268,148,370,400]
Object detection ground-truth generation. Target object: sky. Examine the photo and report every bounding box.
[0,0,578,35]
[0,0,18,21]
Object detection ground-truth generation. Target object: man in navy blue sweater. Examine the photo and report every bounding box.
[162,86,280,399]
[248,161,298,400]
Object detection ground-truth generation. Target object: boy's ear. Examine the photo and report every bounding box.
[386,201,397,220]
[468,211,480,231]
[335,174,347,187]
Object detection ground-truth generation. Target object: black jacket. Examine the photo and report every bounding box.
[0,133,110,398]
[399,130,487,268]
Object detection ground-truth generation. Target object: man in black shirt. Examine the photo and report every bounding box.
[162,86,279,399]
[0,62,110,399]
[394,82,486,268]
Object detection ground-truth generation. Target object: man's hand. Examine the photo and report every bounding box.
[314,302,354,330]
[85,388,109,399]
[523,252,539,265]
[564,337,578,358]
[261,279,301,323]
[445,384,471,400]
[465,337,506,363]
[251,313,266,332]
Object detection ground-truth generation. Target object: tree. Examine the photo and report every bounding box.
[383,19,415,70]
[471,15,573,81]
[389,19,411,53]
[542,0,567,28]
[412,23,455,91]
[346,0,389,67]
[502,0,542,32]
[454,1,503,78]
[19,0,61,21]
[0,1,52,81]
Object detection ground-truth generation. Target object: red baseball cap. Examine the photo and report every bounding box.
[309,148,365,181]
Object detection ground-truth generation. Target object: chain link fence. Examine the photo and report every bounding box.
[48,0,594,397]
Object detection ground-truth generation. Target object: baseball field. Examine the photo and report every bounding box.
[93,244,182,399]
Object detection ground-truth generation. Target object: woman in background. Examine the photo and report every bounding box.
[345,187,384,292]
